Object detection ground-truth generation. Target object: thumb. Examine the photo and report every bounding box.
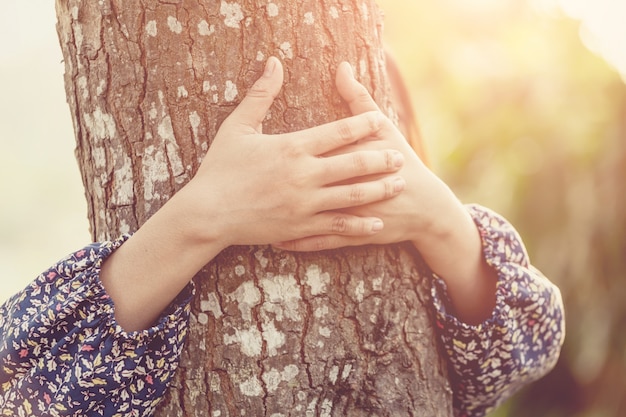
[226,57,284,133]
[335,61,379,115]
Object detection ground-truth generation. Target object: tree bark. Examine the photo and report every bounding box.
[55,0,453,415]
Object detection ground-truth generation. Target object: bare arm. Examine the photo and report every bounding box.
[100,57,407,332]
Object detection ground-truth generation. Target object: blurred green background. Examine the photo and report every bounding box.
[379,0,626,416]
[1,1,625,416]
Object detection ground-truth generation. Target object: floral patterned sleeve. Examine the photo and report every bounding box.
[0,236,193,417]
[431,204,565,417]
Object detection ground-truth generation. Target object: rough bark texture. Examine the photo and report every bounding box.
[55,0,453,415]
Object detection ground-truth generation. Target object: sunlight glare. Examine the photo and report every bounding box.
[559,0,626,81]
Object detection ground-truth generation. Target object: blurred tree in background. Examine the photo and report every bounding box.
[378,0,626,416]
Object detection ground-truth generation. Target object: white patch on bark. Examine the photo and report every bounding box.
[70,6,79,20]
[262,320,285,356]
[320,398,333,417]
[329,6,339,19]
[83,107,117,142]
[355,280,365,302]
[223,327,263,357]
[279,42,293,59]
[260,274,302,322]
[96,80,106,97]
[256,51,265,61]
[142,144,170,202]
[209,372,221,392]
[220,1,244,28]
[307,398,318,415]
[359,58,367,78]
[92,146,106,169]
[112,154,134,206]
[228,281,261,322]
[329,365,339,384]
[167,16,183,34]
[189,111,201,145]
[267,3,279,17]
[149,102,158,120]
[197,312,209,325]
[203,81,219,97]
[235,265,246,276]
[341,363,353,380]
[304,264,330,295]
[360,3,370,21]
[73,23,84,52]
[318,326,331,338]
[304,12,314,25]
[94,181,105,207]
[372,276,383,291]
[262,365,299,393]
[314,305,328,318]
[238,375,264,396]
[145,20,157,37]
[157,116,185,180]
[254,249,269,268]
[177,86,188,98]
[77,76,88,100]
[224,80,238,102]
[198,20,215,36]
[200,292,223,319]
[119,218,131,234]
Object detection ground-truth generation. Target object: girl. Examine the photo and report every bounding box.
[0,57,564,417]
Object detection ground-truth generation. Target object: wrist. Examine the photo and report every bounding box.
[169,178,231,253]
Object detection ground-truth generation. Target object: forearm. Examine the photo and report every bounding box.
[410,180,497,325]
[100,185,225,332]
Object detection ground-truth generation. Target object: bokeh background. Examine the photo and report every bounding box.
[1,1,624,416]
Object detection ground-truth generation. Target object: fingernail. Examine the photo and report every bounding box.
[394,177,406,192]
[264,57,276,77]
[393,151,404,167]
[372,220,384,232]
[346,62,355,78]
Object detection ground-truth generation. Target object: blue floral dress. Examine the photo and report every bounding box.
[0,205,565,416]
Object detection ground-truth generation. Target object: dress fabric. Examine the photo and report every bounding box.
[0,204,564,417]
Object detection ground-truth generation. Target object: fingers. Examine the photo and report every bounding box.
[274,235,355,252]
[226,57,284,133]
[275,214,380,251]
[335,61,380,116]
[317,175,405,211]
[319,149,404,184]
[296,111,384,155]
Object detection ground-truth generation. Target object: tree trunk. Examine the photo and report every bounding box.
[55,0,453,415]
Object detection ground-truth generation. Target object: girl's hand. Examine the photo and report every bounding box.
[178,57,407,250]
[274,62,498,325]
[274,61,453,251]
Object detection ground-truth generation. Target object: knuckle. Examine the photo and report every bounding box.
[366,111,383,132]
[357,87,372,105]
[384,150,394,171]
[336,120,354,143]
[384,178,394,198]
[247,80,271,97]
[352,152,368,174]
[331,215,349,233]
[349,184,365,204]
[313,237,330,251]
